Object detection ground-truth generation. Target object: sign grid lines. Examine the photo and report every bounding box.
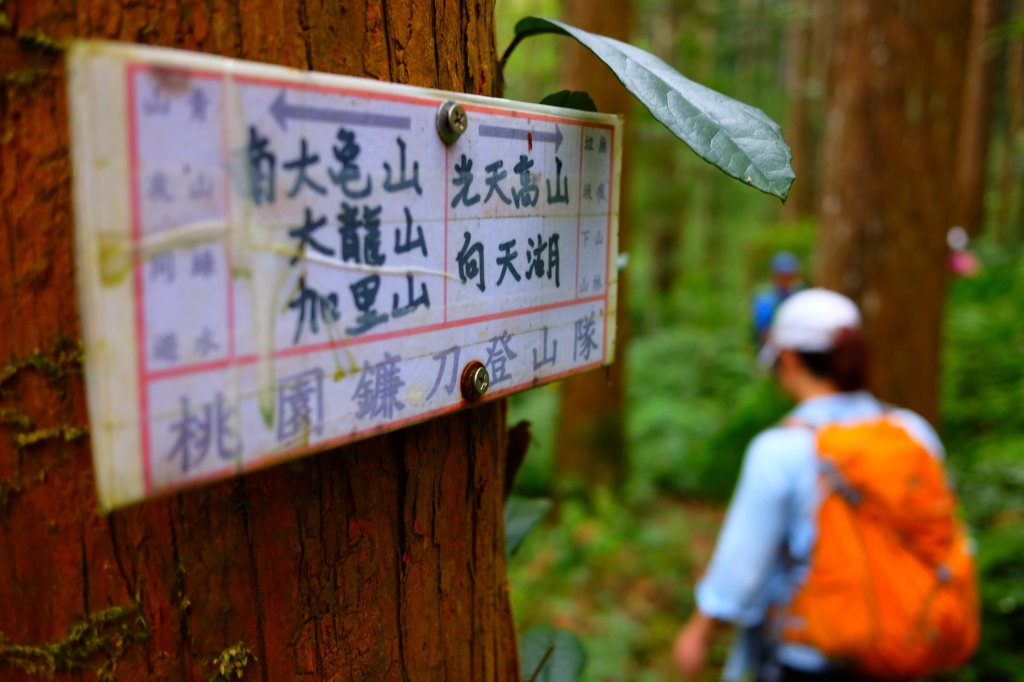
[71,42,621,508]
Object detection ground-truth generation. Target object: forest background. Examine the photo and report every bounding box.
[499,1,1024,681]
[0,0,1020,680]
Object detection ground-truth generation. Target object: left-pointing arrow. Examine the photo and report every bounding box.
[269,91,412,132]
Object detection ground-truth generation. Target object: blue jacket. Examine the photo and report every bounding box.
[752,285,799,346]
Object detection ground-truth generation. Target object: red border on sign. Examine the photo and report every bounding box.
[125,62,617,498]
[140,358,605,500]
[126,65,152,494]
[604,124,616,358]
[143,292,607,381]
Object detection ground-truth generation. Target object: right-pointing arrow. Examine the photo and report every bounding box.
[478,124,563,153]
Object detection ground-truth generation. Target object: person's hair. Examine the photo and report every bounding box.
[796,327,869,392]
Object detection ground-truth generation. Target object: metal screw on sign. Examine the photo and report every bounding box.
[460,361,490,402]
[436,101,468,144]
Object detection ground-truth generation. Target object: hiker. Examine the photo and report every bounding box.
[752,251,802,349]
[673,288,977,681]
[947,226,981,277]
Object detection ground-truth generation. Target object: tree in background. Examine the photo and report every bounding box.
[780,0,819,222]
[953,0,1003,239]
[816,1,971,423]
[554,0,634,490]
[645,0,685,297]
[997,0,1024,242]
[0,2,519,680]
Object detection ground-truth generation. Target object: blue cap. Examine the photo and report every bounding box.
[770,251,799,275]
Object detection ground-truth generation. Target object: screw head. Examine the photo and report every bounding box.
[436,101,468,145]
[460,361,490,401]
[448,104,468,134]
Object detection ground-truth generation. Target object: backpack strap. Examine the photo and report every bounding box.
[819,458,862,506]
[781,416,862,505]
[781,416,815,431]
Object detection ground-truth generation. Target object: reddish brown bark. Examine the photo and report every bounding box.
[952,0,1001,238]
[554,0,634,489]
[998,0,1024,242]
[816,1,971,424]
[0,2,519,681]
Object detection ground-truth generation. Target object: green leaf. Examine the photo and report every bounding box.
[507,17,795,201]
[504,495,552,558]
[520,626,586,682]
[539,90,598,113]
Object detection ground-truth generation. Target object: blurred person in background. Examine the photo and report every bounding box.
[673,289,951,682]
[752,251,802,350]
[947,226,981,278]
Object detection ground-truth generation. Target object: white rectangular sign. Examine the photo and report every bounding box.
[68,41,621,510]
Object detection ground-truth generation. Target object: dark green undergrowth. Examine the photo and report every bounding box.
[939,244,1024,682]
[499,1,1022,678]
[508,238,1024,682]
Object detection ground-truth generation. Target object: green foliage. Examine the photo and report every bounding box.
[506,495,554,557]
[941,246,1024,458]
[510,207,811,504]
[508,492,724,681]
[14,425,89,448]
[685,377,792,501]
[972,523,1024,681]
[496,0,562,106]
[625,325,751,500]
[623,211,812,503]
[539,90,597,112]
[16,30,62,52]
[520,626,586,682]
[956,446,1024,529]
[940,254,1024,680]
[498,2,1024,679]
[509,384,560,497]
[0,603,147,680]
[208,642,257,681]
[508,239,1024,681]
[950,457,1024,682]
[502,17,795,200]
[0,336,83,391]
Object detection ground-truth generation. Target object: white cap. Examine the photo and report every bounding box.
[947,226,968,251]
[758,288,861,367]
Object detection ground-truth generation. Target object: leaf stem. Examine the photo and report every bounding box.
[498,28,557,76]
[525,643,556,682]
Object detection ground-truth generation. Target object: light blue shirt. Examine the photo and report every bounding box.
[695,391,943,679]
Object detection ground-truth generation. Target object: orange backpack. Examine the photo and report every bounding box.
[778,417,980,679]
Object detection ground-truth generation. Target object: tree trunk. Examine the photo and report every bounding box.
[647,0,684,296]
[734,0,764,101]
[816,1,971,424]
[554,0,634,491]
[0,2,519,681]
[997,0,1024,242]
[781,0,815,222]
[952,0,1001,238]
[649,144,683,296]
